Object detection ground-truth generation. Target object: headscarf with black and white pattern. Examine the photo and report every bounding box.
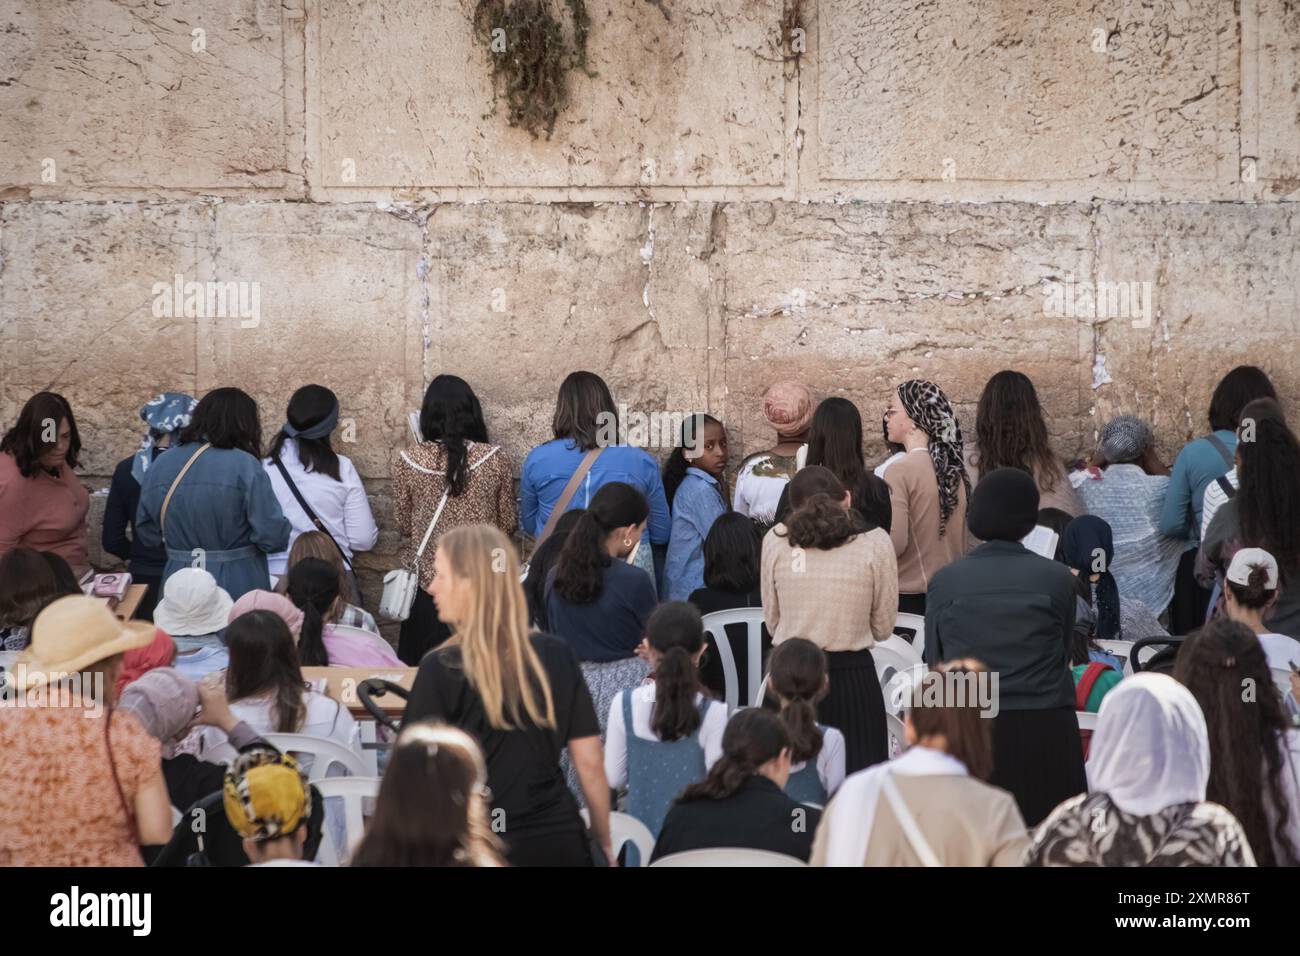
[896,379,970,536]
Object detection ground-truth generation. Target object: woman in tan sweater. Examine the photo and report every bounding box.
[883,379,970,613]
[811,660,1029,866]
[762,466,898,773]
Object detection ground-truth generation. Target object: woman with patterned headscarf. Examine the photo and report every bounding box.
[883,380,971,614]
[102,392,197,619]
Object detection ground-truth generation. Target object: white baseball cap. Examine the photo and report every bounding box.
[153,568,235,636]
[1226,547,1279,590]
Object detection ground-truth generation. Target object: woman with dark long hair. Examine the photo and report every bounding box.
[688,512,768,698]
[351,722,504,867]
[762,466,897,772]
[403,525,611,867]
[523,508,584,631]
[651,708,817,862]
[1201,402,1300,637]
[136,388,291,601]
[806,397,892,532]
[547,482,656,785]
[1175,619,1300,867]
[662,414,729,601]
[265,385,378,604]
[285,557,400,667]
[0,391,90,575]
[969,370,1082,521]
[604,602,726,841]
[520,371,670,591]
[1162,367,1277,633]
[392,374,516,663]
[0,547,80,651]
[195,610,362,766]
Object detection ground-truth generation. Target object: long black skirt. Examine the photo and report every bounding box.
[397,588,453,665]
[990,706,1087,828]
[818,648,888,774]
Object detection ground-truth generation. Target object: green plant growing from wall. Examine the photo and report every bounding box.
[472,0,595,140]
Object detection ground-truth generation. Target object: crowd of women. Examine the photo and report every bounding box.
[1,361,1298,867]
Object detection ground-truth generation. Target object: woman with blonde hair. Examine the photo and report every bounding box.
[403,524,612,866]
[351,722,504,867]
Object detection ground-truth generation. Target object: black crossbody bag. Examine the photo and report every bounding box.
[271,456,361,599]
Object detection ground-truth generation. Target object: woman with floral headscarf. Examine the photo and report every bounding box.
[103,392,197,619]
[883,380,971,614]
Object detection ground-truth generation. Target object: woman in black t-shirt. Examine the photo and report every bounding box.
[403,524,611,866]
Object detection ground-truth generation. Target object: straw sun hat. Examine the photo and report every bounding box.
[15,594,155,689]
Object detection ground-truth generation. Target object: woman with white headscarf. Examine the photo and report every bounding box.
[1026,673,1256,866]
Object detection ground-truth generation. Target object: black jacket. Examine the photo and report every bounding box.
[924,539,1077,711]
[651,776,819,863]
[102,452,167,577]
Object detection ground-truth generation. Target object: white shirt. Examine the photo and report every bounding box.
[732,453,795,524]
[790,725,847,799]
[264,440,379,576]
[873,452,905,480]
[1259,632,1300,672]
[197,690,363,774]
[1200,466,1238,540]
[604,683,727,789]
[1272,730,1300,863]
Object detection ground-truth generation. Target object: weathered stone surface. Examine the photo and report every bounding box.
[0,202,205,475]
[719,202,1097,461]
[1091,203,1300,458]
[1253,0,1300,194]
[316,0,786,189]
[0,0,301,197]
[196,202,424,479]
[817,0,1238,196]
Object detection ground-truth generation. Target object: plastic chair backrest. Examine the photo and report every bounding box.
[1095,639,1135,675]
[313,775,381,865]
[1075,710,1098,731]
[894,612,926,656]
[650,847,807,867]
[262,733,367,782]
[701,608,767,714]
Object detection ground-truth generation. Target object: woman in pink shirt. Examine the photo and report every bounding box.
[0,392,90,575]
[287,557,401,666]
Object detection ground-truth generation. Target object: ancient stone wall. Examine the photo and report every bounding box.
[2,0,1298,606]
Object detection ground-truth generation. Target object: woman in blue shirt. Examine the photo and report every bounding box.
[1161,366,1276,633]
[662,414,729,601]
[521,372,670,591]
[136,388,291,602]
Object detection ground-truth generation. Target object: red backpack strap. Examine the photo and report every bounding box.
[1075,662,1111,711]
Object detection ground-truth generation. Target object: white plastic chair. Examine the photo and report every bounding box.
[313,776,381,866]
[894,612,926,657]
[581,809,656,867]
[262,733,367,782]
[650,848,807,867]
[885,712,907,760]
[701,608,766,714]
[753,675,770,708]
[1095,639,1135,675]
[1075,710,1097,731]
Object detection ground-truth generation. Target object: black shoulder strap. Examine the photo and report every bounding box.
[1205,433,1235,469]
[1216,475,1236,499]
[271,455,352,571]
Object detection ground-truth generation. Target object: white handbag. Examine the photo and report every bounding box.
[379,488,449,623]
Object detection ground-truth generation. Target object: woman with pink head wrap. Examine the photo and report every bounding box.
[733,381,815,527]
[229,589,304,637]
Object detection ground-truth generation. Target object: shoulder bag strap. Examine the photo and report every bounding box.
[411,488,451,568]
[1216,475,1237,499]
[534,447,604,550]
[160,443,211,545]
[881,772,942,867]
[104,708,142,851]
[272,454,352,571]
[1075,661,1110,711]
[1205,433,1235,469]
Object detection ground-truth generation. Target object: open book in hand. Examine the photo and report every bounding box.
[1020,525,1060,560]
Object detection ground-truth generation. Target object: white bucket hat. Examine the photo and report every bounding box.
[153,568,234,636]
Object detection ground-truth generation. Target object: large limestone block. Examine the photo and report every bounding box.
[817,0,1237,196]
[0,202,205,475]
[422,201,717,466]
[0,0,301,197]
[1251,0,1300,193]
[719,201,1096,460]
[1092,203,1300,456]
[196,203,425,480]
[317,0,785,189]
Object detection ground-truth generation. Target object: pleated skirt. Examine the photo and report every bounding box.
[818,648,889,774]
[989,706,1087,828]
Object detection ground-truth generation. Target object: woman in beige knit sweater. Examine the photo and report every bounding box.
[762,466,898,773]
